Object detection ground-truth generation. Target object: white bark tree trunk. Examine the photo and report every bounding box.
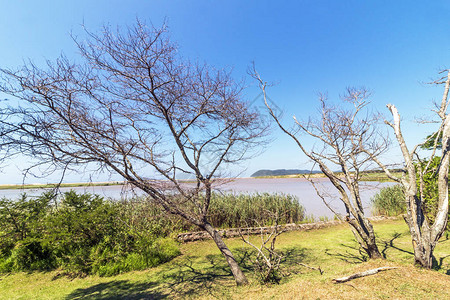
[385,71,450,268]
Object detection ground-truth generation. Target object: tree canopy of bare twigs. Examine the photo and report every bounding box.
[367,70,450,268]
[251,67,387,259]
[0,102,16,166]
[0,21,269,285]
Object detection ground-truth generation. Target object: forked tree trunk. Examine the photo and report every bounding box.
[322,165,382,260]
[203,222,249,286]
[349,220,382,259]
[412,236,435,268]
[363,235,382,259]
[404,195,438,269]
[254,71,385,263]
[385,87,450,269]
[366,243,383,259]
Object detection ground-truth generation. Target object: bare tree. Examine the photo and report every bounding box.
[251,69,387,259]
[0,102,16,167]
[0,21,268,285]
[367,70,450,268]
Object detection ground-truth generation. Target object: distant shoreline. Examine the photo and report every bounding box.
[251,171,399,182]
[0,181,124,190]
[0,171,398,190]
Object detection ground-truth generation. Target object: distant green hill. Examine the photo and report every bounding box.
[250,169,321,177]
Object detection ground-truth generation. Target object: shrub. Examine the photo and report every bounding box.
[414,157,450,228]
[0,190,303,276]
[0,191,180,276]
[0,193,52,256]
[8,239,55,271]
[371,184,405,216]
[0,192,54,271]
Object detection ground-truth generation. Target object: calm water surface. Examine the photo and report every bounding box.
[0,178,393,218]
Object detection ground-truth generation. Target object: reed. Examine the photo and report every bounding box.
[124,192,306,230]
[371,184,405,216]
[208,192,305,228]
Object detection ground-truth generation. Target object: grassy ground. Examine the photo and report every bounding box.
[0,219,449,299]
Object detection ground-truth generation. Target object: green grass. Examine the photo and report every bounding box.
[0,219,449,299]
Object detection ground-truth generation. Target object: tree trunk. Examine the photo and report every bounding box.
[349,219,382,259]
[413,242,434,268]
[402,194,437,269]
[203,222,249,286]
[366,242,382,259]
[364,222,382,259]
[408,225,436,269]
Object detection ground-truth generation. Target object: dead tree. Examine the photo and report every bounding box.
[367,70,450,269]
[0,21,268,285]
[251,69,387,259]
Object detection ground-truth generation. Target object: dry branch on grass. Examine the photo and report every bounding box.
[332,267,397,283]
[295,262,323,275]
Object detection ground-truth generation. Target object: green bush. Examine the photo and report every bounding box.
[0,191,180,276]
[0,190,303,276]
[0,192,54,272]
[371,184,405,216]
[414,157,450,227]
[0,192,52,258]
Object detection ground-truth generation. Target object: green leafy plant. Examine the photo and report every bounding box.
[414,157,450,229]
[0,191,181,276]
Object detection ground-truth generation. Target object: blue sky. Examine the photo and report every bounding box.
[1,1,450,183]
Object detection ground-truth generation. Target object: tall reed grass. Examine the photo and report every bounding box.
[208,192,305,228]
[124,192,306,231]
[371,184,405,216]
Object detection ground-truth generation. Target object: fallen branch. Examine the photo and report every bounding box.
[296,262,324,275]
[332,267,397,283]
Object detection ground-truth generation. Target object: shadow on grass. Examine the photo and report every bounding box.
[64,245,312,299]
[325,231,417,265]
[436,235,450,274]
[65,280,163,299]
[377,231,450,274]
[380,231,413,259]
[325,243,368,264]
[155,246,311,297]
[282,247,308,265]
[159,255,234,298]
[433,254,450,274]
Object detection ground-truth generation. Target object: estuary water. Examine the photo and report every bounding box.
[0,177,393,218]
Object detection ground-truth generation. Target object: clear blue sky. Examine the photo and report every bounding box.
[1,0,450,183]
